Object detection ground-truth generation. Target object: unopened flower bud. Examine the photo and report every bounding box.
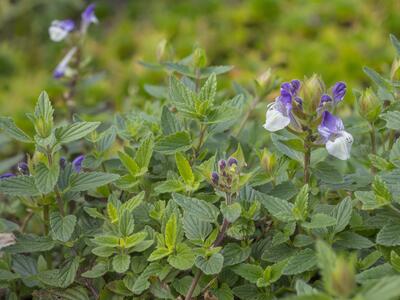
[156,38,167,62]
[0,173,15,180]
[35,117,53,138]
[256,68,273,87]
[300,74,325,114]
[261,149,276,173]
[211,172,219,185]
[228,157,238,167]
[218,159,227,171]
[59,157,67,169]
[357,88,382,123]
[193,47,207,69]
[331,257,355,298]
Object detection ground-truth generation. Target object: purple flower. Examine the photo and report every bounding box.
[18,162,29,175]
[53,47,77,79]
[332,82,346,103]
[0,173,15,180]
[72,155,85,173]
[81,4,98,33]
[318,82,346,111]
[49,19,75,42]
[264,80,301,132]
[211,172,219,185]
[218,159,226,171]
[318,111,353,160]
[228,157,238,167]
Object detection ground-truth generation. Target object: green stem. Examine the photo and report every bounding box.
[370,123,377,174]
[304,136,312,184]
[235,95,260,137]
[388,130,396,150]
[43,204,52,268]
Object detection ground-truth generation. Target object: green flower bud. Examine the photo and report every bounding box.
[331,257,355,298]
[260,149,276,173]
[357,88,382,123]
[256,68,273,88]
[193,47,207,69]
[300,74,325,115]
[156,38,167,62]
[34,117,53,138]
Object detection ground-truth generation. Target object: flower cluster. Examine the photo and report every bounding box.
[211,157,239,192]
[263,77,353,160]
[49,4,98,79]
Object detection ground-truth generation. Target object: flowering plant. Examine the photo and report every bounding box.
[1,11,400,300]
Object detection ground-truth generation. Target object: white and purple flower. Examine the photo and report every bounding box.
[72,155,85,173]
[49,19,75,42]
[53,47,77,79]
[263,80,302,132]
[318,111,353,160]
[81,4,98,33]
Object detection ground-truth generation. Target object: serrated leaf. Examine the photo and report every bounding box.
[313,162,343,184]
[381,111,400,130]
[50,213,76,242]
[221,202,242,223]
[390,251,400,272]
[112,254,131,273]
[283,249,316,275]
[175,152,194,185]
[222,243,251,266]
[155,131,192,155]
[302,213,337,229]
[4,234,55,254]
[81,262,108,278]
[199,73,217,102]
[258,194,295,222]
[173,193,219,222]
[195,253,224,275]
[135,136,154,170]
[376,222,400,246]
[148,247,171,262]
[68,172,119,192]
[161,106,182,135]
[232,263,263,283]
[165,214,177,250]
[182,213,212,243]
[334,231,374,249]
[55,122,100,144]
[293,184,309,221]
[167,243,195,270]
[34,162,59,194]
[0,117,32,143]
[331,197,352,233]
[118,151,140,176]
[0,175,40,196]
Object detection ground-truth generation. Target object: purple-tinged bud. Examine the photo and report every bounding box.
[72,155,85,173]
[228,157,238,167]
[81,4,98,33]
[218,159,227,171]
[59,157,67,169]
[18,162,29,175]
[0,173,15,180]
[211,172,219,185]
[53,47,77,79]
[332,82,346,103]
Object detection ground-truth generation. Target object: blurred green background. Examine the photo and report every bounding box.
[0,0,399,120]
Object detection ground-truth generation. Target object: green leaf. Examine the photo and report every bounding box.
[107,202,119,223]
[121,192,144,212]
[0,117,32,143]
[112,254,131,273]
[390,251,400,272]
[118,151,140,176]
[195,253,224,275]
[377,222,400,246]
[135,136,154,170]
[381,111,400,130]
[4,234,55,254]
[50,213,76,242]
[37,286,90,300]
[82,262,109,278]
[258,194,295,222]
[360,276,400,300]
[167,243,195,270]
[302,213,337,229]
[182,213,212,243]
[0,175,40,196]
[165,214,178,250]
[355,191,383,210]
[172,276,201,298]
[293,184,309,221]
[93,235,120,247]
[148,247,171,262]
[124,232,148,248]
[155,131,192,155]
[334,231,374,249]
[233,263,263,284]
[37,256,80,288]
[283,249,316,275]
[173,193,219,222]
[390,34,400,55]
[222,243,251,266]
[68,172,119,192]
[175,152,194,185]
[199,73,217,102]
[55,122,100,144]
[312,162,343,184]
[331,197,352,233]
[221,202,242,223]
[161,106,182,135]
[363,66,391,90]
[34,162,59,194]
